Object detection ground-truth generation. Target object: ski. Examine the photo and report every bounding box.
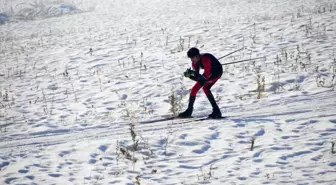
[139,116,193,124]
[139,116,227,124]
[178,116,228,123]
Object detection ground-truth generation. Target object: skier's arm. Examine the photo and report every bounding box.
[202,57,212,80]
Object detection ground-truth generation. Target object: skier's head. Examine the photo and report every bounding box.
[187,47,200,63]
[187,47,200,58]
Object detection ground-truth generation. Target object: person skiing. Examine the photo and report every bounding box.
[178,47,223,118]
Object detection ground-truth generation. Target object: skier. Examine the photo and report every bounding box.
[178,47,223,118]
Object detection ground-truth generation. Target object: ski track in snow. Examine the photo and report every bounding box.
[1,0,336,184]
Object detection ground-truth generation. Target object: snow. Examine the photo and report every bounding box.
[0,0,336,184]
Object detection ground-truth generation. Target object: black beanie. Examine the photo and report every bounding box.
[187,47,200,58]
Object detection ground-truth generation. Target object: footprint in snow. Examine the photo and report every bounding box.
[253,150,263,158]
[281,135,299,139]
[311,155,323,162]
[120,94,127,100]
[329,162,336,167]
[25,175,35,180]
[0,161,10,168]
[48,173,62,177]
[300,120,318,125]
[270,146,293,151]
[176,141,198,146]
[88,158,97,164]
[192,144,211,154]
[238,177,247,180]
[320,128,336,137]
[179,133,187,139]
[205,131,220,140]
[254,128,265,137]
[90,153,99,158]
[59,150,72,157]
[279,151,312,160]
[4,177,18,184]
[18,169,29,174]
[179,165,199,169]
[98,145,108,152]
[87,153,101,164]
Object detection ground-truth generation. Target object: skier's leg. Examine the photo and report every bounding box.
[202,75,220,97]
[190,82,202,97]
[178,82,202,117]
[202,76,222,118]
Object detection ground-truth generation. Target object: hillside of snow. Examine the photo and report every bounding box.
[0,0,335,184]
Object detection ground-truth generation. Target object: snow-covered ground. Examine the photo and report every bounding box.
[0,0,335,184]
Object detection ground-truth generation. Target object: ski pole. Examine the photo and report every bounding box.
[221,56,266,66]
[218,47,245,60]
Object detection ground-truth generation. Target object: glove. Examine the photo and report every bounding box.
[184,68,199,81]
[183,68,207,85]
[184,68,195,78]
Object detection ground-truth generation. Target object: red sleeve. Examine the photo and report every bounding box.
[201,56,212,79]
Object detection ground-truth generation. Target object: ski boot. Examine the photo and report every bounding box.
[177,96,196,118]
[207,93,222,119]
[178,107,193,118]
[208,108,222,119]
